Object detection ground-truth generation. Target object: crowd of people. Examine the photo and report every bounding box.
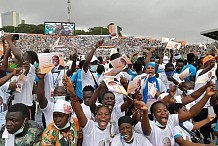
[0,33,218,146]
[15,33,218,58]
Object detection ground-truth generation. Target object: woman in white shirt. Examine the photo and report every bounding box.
[134,84,216,146]
[111,116,153,146]
[63,76,114,146]
[168,103,215,146]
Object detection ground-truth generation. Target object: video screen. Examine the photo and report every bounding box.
[44,22,75,35]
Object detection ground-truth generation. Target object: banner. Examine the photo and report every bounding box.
[162,37,170,43]
[38,52,65,74]
[166,41,181,50]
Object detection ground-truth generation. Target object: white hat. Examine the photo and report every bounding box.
[163,56,169,64]
[53,99,73,114]
[90,55,98,62]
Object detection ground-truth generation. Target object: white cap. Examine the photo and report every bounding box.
[53,99,73,114]
[163,56,169,64]
[90,55,98,62]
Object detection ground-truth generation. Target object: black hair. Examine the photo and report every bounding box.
[150,101,166,115]
[79,60,85,69]
[98,56,103,63]
[110,53,121,61]
[97,64,105,74]
[95,104,111,115]
[187,53,195,63]
[118,116,134,126]
[176,59,184,64]
[83,85,94,92]
[168,103,183,114]
[133,60,143,72]
[25,51,39,64]
[8,103,30,119]
[101,91,115,102]
[165,62,174,69]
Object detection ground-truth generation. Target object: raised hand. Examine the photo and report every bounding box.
[35,68,46,79]
[206,85,217,97]
[134,100,148,111]
[22,61,30,75]
[95,40,104,48]
[62,75,74,94]
[12,67,22,76]
[169,85,177,97]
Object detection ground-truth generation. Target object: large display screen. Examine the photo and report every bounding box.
[44,22,75,35]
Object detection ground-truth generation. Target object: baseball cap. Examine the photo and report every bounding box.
[53,99,73,114]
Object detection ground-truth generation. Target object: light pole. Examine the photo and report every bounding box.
[67,0,71,22]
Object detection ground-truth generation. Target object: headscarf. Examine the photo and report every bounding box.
[143,62,160,103]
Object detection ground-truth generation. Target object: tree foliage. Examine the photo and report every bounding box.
[0,24,122,36]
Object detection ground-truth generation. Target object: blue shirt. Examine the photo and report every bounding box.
[128,69,138,79]
[181,64,196,81]
[71,69,82,100]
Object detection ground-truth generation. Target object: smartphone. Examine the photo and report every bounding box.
[12,34,19,40]
[208,106,215,118]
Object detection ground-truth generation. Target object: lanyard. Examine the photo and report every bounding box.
[52,71,60,87]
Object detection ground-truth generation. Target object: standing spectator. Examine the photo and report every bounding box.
[181,53,196,82]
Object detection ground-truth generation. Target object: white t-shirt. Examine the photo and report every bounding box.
[82,68,99,90]
[173,121,193,146]
[0,82,11,104]
[174,95,195,110]
[194,69,209,108]
[41,101,54,126]
[81,103,93,120]
[44,69,65,100]
[141,78,167,113]
[111,105,125,134]
[158,73,182,96]
[111,133,153,146]
[82,120,113,146]
[13,64,36,106]
[135,114,179,146]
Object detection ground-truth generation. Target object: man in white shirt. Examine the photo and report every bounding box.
[82,40,104,90]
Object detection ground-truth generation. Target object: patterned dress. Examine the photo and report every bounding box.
[0,120,43,146]
[41,118,80,146]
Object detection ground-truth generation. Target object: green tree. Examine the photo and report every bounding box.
[88,27,109,35]
[0,26,15,33]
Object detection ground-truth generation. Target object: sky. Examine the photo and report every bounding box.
[1,0,218,44]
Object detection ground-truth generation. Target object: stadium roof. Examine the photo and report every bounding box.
[200,28,218,41]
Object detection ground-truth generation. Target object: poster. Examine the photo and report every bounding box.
[127,78,141,94]
[195,68,216,84]
[38,52,65,74]
[103,77,127,95]
[166,41,181,50]
[179,67,190,80]
[110,54,132,69]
